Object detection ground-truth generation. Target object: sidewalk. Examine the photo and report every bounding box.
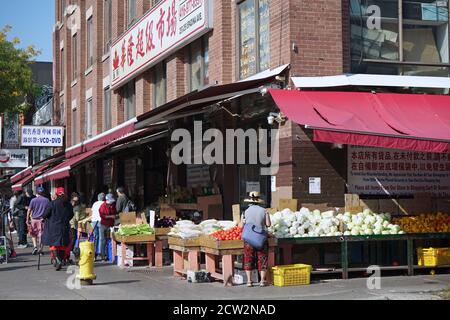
[1,244,449,300]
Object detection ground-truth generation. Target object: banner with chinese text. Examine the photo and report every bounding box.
[21,126,64,147]
[111,0,213,89]
[348,145,450,196]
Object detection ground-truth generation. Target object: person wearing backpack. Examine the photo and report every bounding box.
[115,187,129,214]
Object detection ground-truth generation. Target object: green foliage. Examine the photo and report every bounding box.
[0,25,41,114]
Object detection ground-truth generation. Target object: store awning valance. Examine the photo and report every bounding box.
[65,118,136,158]
[12,165,50,192]
[269,90,450,153]
[10,167,33,185]
[136,64,290,129]
[35,146,107,185]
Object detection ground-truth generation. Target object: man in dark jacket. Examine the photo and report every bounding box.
[14,191,28,249]
[115,187,129,214]
[41,187,73,271]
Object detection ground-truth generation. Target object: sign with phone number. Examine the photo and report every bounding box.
[21,126,64,147]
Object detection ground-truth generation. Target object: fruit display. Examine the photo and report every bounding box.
[392,213,450,234]
[210,226,243,241]
[168,219,238,239]
[269,208,404,238]
[117,224,155,236]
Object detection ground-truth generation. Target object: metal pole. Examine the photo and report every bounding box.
[407,237,414,276]
[341,238,349,280]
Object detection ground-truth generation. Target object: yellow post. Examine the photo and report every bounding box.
[77,241,97,285]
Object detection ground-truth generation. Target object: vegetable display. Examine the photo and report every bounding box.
[269,208,404,238]
[155,217,178,228]
[392,213,450,233]
[211,226,243,241]
[168,219,238,239]
[117,224,155,236]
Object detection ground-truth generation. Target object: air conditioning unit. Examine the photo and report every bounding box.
[65,4,77,16]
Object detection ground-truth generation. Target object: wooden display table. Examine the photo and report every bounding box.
[168,236,202,277]
[112,234,156,267]
[201,238,278,285]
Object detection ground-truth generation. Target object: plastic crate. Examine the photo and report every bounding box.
[272,264,312,287]
[417,247,450,267]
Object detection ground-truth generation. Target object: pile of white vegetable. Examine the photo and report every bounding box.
[269,208,404,238]
[168,219,238,239]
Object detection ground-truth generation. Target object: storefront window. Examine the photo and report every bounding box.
[124,80,136,121]
[238,0,270,79]
[188,37,209,92]
[153,62,167,108]
[350,0,449,76]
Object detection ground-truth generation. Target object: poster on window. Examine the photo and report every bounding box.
[348,145,450,196]
[111,0,213,89]
[3,113,20,148]
[186,164,210,187]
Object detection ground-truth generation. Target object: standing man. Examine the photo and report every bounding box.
[115,187,129,214]
[14,190,28,249]
[27,187,50,255]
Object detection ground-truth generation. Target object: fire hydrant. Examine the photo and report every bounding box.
[77,241,97,286]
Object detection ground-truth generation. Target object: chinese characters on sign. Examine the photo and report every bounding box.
[21,126,64,147]
[348,146,450,196]
[3,113,20,148]
[0,149,29,168]
[111,0,212,89]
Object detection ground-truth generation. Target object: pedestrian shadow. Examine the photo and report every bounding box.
[93,280,141,286]
[0,265,37,272]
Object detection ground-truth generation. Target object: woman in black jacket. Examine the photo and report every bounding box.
[41,187,73,271]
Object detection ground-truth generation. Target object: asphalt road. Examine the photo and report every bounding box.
[1,245,449,300]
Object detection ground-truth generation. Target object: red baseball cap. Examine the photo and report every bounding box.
[55,187,65,196]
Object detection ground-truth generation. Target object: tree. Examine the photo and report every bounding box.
[0,25,40,114]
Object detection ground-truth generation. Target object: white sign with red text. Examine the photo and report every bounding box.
[111,0,213,89]
[348,145,450,196]
[0,149,29,168]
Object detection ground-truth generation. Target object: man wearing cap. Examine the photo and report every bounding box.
[27,187,50,255]
[41,187,74,271]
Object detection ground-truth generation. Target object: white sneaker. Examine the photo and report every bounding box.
[17,244,27,249]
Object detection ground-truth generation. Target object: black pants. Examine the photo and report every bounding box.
[69,228,77,252]
[16,215,27,245]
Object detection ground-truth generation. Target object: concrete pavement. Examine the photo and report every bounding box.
[1,245,449,300]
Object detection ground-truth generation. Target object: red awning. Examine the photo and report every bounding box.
[10,167,33,185]
[12,165,50,192]
[65,120,136,158]
[269,90,450,153]
[35,145,107,185]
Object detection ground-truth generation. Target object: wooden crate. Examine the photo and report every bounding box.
[200,235,244,250]
[155,228,171,236]
[168,236,200,247]
[114,233,156,243]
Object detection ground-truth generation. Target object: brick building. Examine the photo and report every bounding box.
[48,0,450,215]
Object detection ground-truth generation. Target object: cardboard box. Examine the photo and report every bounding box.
[279,199,298,212]
[359,199,380,213]
[160,204,177,218]
[117,244,134,267]
[345,194,360,207]
[120,212,137,225]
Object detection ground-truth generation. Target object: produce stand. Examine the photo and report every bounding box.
[112,233,156,267]
[200,237,278,285]
[154,228,171,267]
[278,233,450,279]
[168,237,202,277]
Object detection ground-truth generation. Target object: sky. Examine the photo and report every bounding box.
[0,0,55,62]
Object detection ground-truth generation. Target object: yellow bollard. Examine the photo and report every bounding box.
[77,241,97,285]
